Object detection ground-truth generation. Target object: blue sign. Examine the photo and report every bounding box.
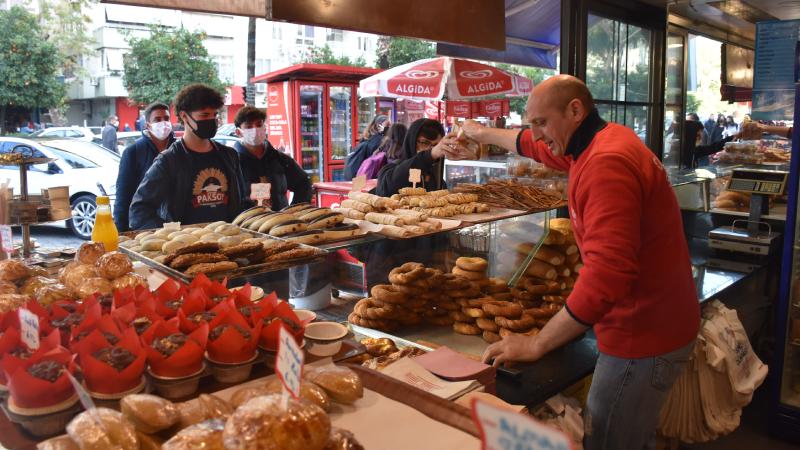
[752,20,800,121]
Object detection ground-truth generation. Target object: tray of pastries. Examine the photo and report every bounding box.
[118,221,328,282]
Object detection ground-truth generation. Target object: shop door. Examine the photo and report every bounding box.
[327,84,355,182]
[663,28,688,169]
[297,83,325,184]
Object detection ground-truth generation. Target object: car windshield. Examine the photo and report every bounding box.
[29,129,47,137]
[42,146,98,169]
[38,140,120,166]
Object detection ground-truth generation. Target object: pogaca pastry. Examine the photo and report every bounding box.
[304,365,363,405]
[66,408,139,450]
[120,394,180,434]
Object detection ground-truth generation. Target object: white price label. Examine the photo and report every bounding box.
[352,175,366,192]
[0,225,12,254]
[67,373,106,430]
[18,308,39,350]
[472,398,572,450]
[275,325,304,401]
[409,169,422,187]
[250,183,272,206]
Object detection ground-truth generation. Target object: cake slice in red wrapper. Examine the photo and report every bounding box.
[253,299,306,351]
[69,315,123,354]
[6,345,77,409]
[206,305,261,363]
[175,288,213,333]
[153,278,187,319]
[143,320,208,378]
[78,327,146,395]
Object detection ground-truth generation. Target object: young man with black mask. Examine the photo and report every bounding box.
[233,106,311,210]
[114,101,176,231]
[129,84,246,229]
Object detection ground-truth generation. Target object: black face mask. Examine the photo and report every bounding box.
[185,114,218,139]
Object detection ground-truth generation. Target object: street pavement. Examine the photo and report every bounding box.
[13,223,85,251]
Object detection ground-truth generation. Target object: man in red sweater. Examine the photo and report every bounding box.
[469,75,699,449]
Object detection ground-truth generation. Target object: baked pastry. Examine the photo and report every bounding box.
[0,293,30,313]
[162,419,226,450]
[0,259,30,282]
[96,252,133,279]
[75,242,106,265]
[92,347,137,371]
[36,436,80,450]
[324,428,365,450]
[177,394,233,429]
[66,407,138,450]
[136,432,163,450]
[264,378,331,412]
[19,275,56,296]
[120,394,180,434]
[112,273,147,290]
[229,384,271,408]
[34,283,72,306]
[0,280,17,295]
[222,394,330,450]
[304,365,363,404]
[184,261,239,275]
[75,277,113,298]
[151,333,188,357]
[60,263,99,290]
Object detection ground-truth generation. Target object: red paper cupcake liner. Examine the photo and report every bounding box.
[78,328,146,395]
[6,346,77,409]
[1,330,62,385]
[206,307,262,363]
[143,321,208,378]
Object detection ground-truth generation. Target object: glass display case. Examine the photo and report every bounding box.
[329,86,353,162]
[443,157,509,188]
[299,84,324,183]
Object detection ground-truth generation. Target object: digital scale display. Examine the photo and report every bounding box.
[728,169,788,195]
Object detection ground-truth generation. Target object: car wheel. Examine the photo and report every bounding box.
[68,195,96,240]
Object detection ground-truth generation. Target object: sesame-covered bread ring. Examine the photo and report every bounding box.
[482,301,523,319]
[455,257,488,272]
[370,284,406,305]
[495,314,536,331]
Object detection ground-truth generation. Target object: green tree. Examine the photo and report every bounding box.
[376,37,436,69]
[496,63,556,115]
[123,26,226,106]
[306,44,368,67]
[36,0,97,79]
[0,7,66,135]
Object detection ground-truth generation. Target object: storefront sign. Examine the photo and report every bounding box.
[276,325,304,403]
[752,20,800,120]
[478,100,509,118]
[446,101,472,118]
[472,398,572,450]
[18,308,39,350]
[266,81,295,156]
[250,183,271,206]
[409,169,422,188]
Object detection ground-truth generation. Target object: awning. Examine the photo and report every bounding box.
[437,0,560,69]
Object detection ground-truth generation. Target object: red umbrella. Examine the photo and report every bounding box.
[359,57,532,101]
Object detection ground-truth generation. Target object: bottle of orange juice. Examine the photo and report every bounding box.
[91,196,118,251]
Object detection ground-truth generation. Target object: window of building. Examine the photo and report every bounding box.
[296,25,314,46]
[106,49,125,72]
[272,24,282,40]
[214,55,234,83]
[327,29,343,42]
[357,36,370,52]
[256,58,271,76]
[586,14,654,148]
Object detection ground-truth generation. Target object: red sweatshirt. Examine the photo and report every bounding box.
[519,125,700,358]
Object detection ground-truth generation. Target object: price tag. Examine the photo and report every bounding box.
[18,308,39,350]
[275,324,304,408]
[409,169,422,188]
[67,373,106,429]
[250,183,271,206]
[472,398,572,450]
[0,225,12,255]
[352,175,366,192]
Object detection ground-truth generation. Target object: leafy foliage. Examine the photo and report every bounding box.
[495,63,556,115]
[376,37,436,69]
[36,0,97,79]
[306,44,368,67]
[0,6,66,133]
[123,26,226,105]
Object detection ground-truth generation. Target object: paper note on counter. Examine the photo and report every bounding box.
[381,357,483,400]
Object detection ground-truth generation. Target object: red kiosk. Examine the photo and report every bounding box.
[251,64,386,185]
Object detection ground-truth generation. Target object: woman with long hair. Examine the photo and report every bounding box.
[379,123,408,162]
[344,115,390,179]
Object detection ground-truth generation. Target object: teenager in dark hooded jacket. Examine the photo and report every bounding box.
[679,119,738,168]
[375,118,465,196]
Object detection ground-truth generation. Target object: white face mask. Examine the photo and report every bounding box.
[149,121,172,140]
[241,126,267,147]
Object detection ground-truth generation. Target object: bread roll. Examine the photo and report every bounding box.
[66,408,138,450]
[120,394,180,434]
[533,246,565,266]
[364,212,404,226]
[524,259,557,280]
[304,365,363,404]
[340,199,373,213]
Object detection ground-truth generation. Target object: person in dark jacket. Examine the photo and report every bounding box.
[680,119,738,169]
[129,84,246,229]
[114,102,176,231]
[233,106,312,211]
[375,118,467,197]
[101,115,118,152]
[343,114,389,179]
[380,123,408,163]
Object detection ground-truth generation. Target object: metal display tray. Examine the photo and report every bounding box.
[118,224,329,283]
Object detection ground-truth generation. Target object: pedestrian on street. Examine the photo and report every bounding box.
[101,115,119,152]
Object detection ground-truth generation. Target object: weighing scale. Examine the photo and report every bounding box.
[708,168,787,258]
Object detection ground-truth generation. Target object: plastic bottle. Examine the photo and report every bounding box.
[91,196,119,251]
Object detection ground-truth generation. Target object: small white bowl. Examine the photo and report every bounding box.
[304,322,348,357]
[230,285,265,301]
[294,309,317,322]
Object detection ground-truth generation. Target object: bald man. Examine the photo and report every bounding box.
[465,75,699,450]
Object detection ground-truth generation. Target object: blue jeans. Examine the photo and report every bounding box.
[584,340,695,450]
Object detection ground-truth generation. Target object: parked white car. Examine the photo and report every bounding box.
[0,137,119,239]
[29,126,96,142]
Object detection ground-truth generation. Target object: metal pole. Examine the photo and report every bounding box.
[18,163,31,257]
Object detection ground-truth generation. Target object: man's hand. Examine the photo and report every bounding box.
[739,122,762,140]
[460,119,485,142]
[481,334,542,367]
[431,135,476,161]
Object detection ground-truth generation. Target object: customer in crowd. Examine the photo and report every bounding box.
[723,115,738,138]
[129,83,246,229]
[705,114,725,145]
[686,112,700,122]
[374,118,468,196]
[343,114,390,179]
[135,113,145,131]
[114,102,176,231]
[461,75,699,450]
[355,123,407,179]
[101,115,119,151]
[233,106,311,211]
[680,119,740,168]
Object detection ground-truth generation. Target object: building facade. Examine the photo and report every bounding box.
[63,3,379,128]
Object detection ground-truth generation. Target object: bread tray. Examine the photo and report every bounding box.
[118,224,329,283]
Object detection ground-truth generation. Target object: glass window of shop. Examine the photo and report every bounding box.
[586,14,655,149]
[663,30,686,168]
